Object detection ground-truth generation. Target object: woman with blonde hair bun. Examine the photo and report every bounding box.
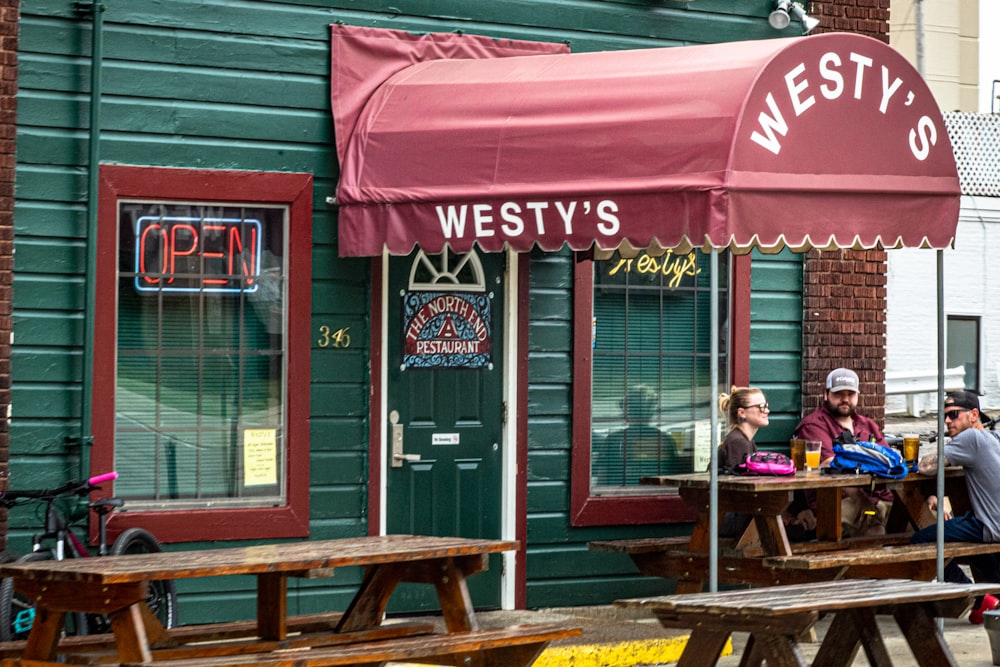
[717,385,769,470]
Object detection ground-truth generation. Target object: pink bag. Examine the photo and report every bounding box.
[734,451,796,476]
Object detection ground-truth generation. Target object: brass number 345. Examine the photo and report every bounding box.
[318,326,351,349]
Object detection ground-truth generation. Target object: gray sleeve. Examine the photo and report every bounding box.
[943,429,979,467]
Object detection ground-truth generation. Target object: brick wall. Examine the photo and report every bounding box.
[798,1,890,424]
[810,0,890,43]
[0,0,15,550]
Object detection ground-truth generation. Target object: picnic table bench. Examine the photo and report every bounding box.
[618,578,1000,666]
[0,535,580,667]
[592,535,1000,584]
[0,613,444,663]
[115,624,575,667]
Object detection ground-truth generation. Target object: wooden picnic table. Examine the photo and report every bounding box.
[646,468,968,538]
[0,534,578,667]
[592,468,987,593]
[618,578,999,667]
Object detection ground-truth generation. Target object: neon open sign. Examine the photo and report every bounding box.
[134,216,262,293]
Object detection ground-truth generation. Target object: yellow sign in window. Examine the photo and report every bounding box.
[244,429,278,486]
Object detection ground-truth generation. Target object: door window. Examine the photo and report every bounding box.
[408,249,486,292]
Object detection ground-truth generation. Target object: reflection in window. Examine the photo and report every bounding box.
[590,250,728,493]
[116,203,287,508]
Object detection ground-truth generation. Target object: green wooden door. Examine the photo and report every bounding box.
[385,250,506,611]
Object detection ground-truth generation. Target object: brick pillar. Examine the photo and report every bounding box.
[797,2,890,426]
[801,249,888,425]
[0,0,16,551]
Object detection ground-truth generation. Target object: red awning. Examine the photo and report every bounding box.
[331,27,960,257]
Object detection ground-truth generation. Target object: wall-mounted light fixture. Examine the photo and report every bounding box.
[790,3,821,33]
[768,0,792,29]
[769,0,819,34]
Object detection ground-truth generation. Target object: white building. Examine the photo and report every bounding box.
[886,1,1000,415]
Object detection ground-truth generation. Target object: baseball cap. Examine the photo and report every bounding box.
[826,368,859,393]
[945,390,980,412]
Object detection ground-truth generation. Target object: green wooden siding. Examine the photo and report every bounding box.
[12,0,792,616]
[749,250,805,448]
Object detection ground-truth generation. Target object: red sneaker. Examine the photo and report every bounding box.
[969,594,999,624]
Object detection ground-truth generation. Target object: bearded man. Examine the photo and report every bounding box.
[793,368,892,537]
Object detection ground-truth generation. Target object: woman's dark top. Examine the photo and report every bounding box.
[719,428,755,470]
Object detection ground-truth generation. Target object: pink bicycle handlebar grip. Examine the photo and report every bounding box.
[88,471,118,486]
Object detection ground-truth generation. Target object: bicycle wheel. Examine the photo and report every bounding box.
[0,549,15,641]
[110,528,179,629]
[0,552,87,641]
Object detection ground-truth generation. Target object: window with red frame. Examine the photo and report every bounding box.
[572,249,731,525]
[93,166,311,541]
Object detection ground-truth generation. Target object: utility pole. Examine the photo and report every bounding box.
[915,0,924,75]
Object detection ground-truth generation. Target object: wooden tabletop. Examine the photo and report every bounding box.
[0,535,518,584]
[641,471,874,490]
[641,468,965,491]
[618,578,1000,616]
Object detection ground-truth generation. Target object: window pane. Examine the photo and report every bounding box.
[591,250,728,493]
[116,203,287,509]
[947,316,980,392]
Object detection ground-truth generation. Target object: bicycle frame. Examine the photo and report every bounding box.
[31,500,94,561]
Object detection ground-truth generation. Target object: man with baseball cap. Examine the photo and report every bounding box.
[911,389,1000,623]
[793,367,892,536]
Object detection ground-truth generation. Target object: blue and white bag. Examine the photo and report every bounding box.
[830,440,909,479]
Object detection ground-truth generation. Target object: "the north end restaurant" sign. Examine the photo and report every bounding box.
[402,292,492,369]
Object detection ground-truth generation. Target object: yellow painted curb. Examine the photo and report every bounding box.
[390,634,732,667]
[532,634,729,667]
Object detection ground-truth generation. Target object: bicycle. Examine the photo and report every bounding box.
[0,472,179,641]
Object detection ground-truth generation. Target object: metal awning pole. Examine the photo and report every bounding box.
[709,249,719,592]
[936,250,945,582]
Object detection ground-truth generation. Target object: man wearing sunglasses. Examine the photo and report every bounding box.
[911,390,1000,623]
[793,367,893,537]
